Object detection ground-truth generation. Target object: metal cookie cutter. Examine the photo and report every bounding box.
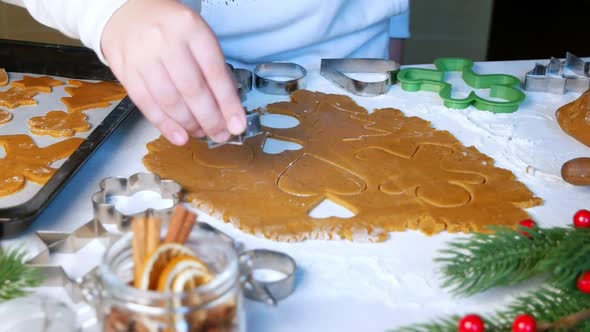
[254,62,307,95]
[197,222,297,305]
[320,58,400,96]
[92,172,182,230]
[227,63,253,102]
[25,219,118,303]
[202,109,264,149]
[398,57,526,113]
[524,52,590,94]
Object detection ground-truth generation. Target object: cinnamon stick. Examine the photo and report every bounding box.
[178,210,197,244]
[164,204,188,243]
[131,217,147,284]
[146,215,161,257]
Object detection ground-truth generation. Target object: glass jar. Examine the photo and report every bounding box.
[87,229,244,332]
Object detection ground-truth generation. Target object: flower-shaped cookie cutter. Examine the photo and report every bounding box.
[91,172,182,231]
[398,57,526,113]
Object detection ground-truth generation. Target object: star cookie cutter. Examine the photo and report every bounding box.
[320,58,400,96]
[524,52,590,94]
[25,219,119,303]
[91,172,182,231]
[203,109,264,149]
[398,57,526,113]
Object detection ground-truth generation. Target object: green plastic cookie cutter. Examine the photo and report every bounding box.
[397,58,526,113]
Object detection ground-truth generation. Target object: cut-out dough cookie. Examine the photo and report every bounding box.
[0,68,7,87]
[0,135,84,197]
[11,75,63,93]
[0,87,37,109]
[144,90,542,242]
[62,80,127,112]
[556,89,590,148]
[0,109,12,125]
[28,110,91,138]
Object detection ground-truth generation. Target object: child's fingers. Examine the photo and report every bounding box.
[125,71,188,146]
[186,74,230,143]
[159,45,229,143]
[139,59,202,137]
[189,25,246,136]
[161,43,219,139]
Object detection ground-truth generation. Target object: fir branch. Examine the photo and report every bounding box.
[496,286,590,331]
[435,226,567,296]
[392,286,590,332]
[540,228,590,290]
[0,248,42,301]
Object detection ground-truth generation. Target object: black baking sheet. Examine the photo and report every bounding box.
[0,39,135,238]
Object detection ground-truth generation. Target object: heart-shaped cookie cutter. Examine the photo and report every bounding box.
[321,58,400,96]
[91,172,182,231]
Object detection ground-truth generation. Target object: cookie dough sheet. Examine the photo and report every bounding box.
[0,72,123,208]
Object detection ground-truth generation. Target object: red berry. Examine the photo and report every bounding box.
[518,219,536,238]
[574,209,590,228]
[458,314,485,332]
[512,314,536,332]
[578,271,590,293]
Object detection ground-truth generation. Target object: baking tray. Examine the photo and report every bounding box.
[0,39,135,238]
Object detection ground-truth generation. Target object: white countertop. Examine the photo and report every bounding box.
[3,59,590,332]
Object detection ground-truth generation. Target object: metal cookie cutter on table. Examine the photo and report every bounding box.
[227,63,253,102]
[254,62,307,95]
[195,222,297,305]
[398,57,526,113]
[320,58,400,96]
[524,52,590,94]
[25,219,119,304]
[92,172,182,231]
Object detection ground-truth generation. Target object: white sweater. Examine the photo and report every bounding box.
[3,0,409,69]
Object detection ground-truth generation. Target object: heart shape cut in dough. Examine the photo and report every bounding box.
[278,153,366,197]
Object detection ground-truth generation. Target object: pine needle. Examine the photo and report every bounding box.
[395,226,590,331]
[0,248,42,301]
[436,226,570,296]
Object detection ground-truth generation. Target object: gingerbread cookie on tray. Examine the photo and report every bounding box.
[0,87,38,109]
[0,109,12,125]
[0,134,84,197]
[62,80,127,112]
[11,75,63,93]
[0,68,7,87]
[28,110,91,138]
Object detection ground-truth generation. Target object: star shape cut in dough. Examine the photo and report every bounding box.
[11,75,64,93]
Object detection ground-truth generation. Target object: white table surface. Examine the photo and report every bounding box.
[3,59,590,332]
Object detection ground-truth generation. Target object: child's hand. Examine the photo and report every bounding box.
[101,0,245,145]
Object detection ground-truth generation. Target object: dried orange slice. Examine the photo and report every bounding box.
[135,243,196,290]
[156,255,212,292]
[171,268,213,293]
